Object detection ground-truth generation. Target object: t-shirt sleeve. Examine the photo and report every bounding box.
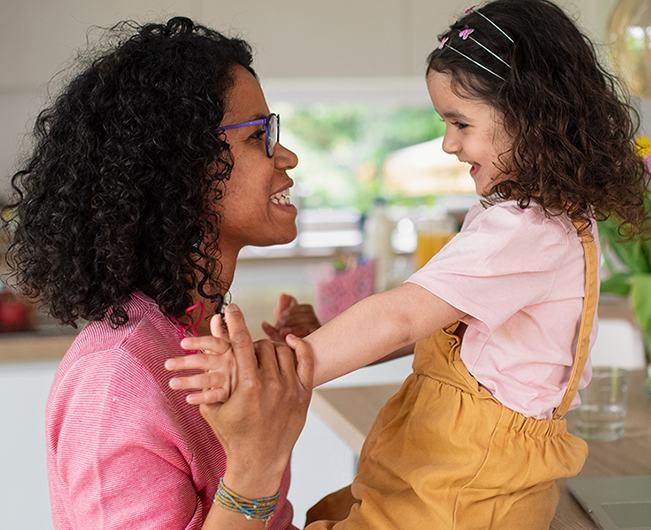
[48,350,205,530]
[406,204,569,334]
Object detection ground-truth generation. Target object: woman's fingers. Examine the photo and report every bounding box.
[223,304,259,377]
[273,293,297,320]
[261,320,284,342]
[286,334,315,392]
[276,304,321,338]
[255,340,284,376]
[262,295,321,341]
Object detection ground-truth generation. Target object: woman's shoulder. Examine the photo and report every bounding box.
[52,292,180,394]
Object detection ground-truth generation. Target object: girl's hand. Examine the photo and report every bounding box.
[166,313,237,404]
[261,293,320,341]
[178,304,315,499]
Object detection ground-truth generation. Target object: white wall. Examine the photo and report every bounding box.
[0,0,621,199]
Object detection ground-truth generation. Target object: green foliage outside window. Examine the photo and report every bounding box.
[279,104,446,212]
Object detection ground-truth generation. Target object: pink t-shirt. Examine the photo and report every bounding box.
[46,291,295,530]
[407,201,599,419]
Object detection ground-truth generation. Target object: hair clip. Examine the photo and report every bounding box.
[443,43,505,81]
[438,37,449,50]
[459,26,511,68]
[459,28,474,39]
[465,6,514,43]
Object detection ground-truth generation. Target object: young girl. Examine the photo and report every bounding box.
[168,0,648,527]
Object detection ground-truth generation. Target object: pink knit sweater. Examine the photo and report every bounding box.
[46,291,295,529]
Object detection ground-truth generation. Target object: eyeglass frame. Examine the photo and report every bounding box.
[215,113,280,158]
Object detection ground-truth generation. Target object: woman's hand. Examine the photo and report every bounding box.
[261,293,320,341]
[166,303,314,499]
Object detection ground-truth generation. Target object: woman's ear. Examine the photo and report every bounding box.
[207,161,218,176]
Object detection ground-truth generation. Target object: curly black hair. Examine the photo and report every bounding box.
[2,17,255,327]
[427,0,649,237]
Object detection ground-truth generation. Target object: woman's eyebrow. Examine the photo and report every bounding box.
[246,112,267,122]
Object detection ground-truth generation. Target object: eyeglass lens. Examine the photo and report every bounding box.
[266,114,279,157]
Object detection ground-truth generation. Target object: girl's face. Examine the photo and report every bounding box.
[427,71,511,196]
[216,66,299,255]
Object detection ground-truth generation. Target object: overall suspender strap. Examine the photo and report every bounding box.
[552,227,599,420]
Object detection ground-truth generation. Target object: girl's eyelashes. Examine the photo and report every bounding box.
[249,128,265,140]
[438,116,468,130]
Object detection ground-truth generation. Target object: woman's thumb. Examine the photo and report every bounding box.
[286,334,315,391]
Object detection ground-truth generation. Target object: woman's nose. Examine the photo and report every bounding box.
[275,143,299,170]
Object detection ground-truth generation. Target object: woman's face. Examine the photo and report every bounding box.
[216,66,299,255]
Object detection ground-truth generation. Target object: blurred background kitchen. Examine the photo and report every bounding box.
[1,0,650,528]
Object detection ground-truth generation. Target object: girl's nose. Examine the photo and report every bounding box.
[441,130,458,156]
[275,143,298,170]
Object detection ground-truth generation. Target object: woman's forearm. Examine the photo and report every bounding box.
[201,470,284,530]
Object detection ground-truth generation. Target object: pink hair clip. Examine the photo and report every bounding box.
[438,37,449,50]
[465,5,477,13]
[459,27,475,40]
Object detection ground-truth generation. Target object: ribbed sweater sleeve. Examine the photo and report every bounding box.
[46,293,295,529]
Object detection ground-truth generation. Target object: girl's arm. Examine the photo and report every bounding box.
[304,281,464,386]
[169,283,463,401]
[260,292,415,366]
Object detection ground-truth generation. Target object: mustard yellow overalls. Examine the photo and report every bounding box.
[306,228,597,530]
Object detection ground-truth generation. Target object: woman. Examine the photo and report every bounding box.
[3,17,313,529]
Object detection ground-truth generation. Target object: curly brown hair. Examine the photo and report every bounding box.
[2,17,254,327]
[427,0,648,237]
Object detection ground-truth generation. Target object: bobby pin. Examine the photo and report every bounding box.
[465,5,514,43]
[439,37,505,81]
[460,27,511,68]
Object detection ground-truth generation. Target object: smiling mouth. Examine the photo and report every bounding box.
[270,189,291,206]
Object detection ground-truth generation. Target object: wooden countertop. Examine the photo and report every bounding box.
[313,369,651,530]
[0,326,78,363]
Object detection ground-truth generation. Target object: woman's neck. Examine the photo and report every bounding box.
[189,243,240,335]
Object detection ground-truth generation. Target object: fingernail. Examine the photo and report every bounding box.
[165,359,176,370]
[286,333,296,341]
[169,378,180,389]
[226,303,240,313]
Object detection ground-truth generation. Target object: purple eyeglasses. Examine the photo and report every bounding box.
[216,113,280,158]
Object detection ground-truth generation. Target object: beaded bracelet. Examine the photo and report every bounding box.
[214,478,279,527]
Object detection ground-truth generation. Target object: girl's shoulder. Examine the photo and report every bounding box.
[463,200,574,240]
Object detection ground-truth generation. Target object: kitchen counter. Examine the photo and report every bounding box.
[0,326,78,363]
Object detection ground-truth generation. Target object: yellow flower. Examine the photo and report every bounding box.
[636,135,651,157]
